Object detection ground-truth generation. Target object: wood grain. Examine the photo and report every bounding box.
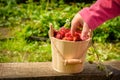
[0,61,120,80]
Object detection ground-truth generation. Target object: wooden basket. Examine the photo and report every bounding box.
[49,24,92,73]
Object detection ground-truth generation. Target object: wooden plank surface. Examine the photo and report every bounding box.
[0,61,120,80]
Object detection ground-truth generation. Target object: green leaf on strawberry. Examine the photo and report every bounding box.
[64,19,71,29]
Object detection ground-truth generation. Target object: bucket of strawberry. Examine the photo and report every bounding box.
[49,20,92,73]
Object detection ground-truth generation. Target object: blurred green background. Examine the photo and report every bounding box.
[0,0,120,62]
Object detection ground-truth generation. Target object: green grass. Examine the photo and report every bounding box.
[0,39,119,62]
[87,42,120,62]
[0,39,52,62]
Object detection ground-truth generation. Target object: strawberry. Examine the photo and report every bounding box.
[64,31,81,41]
[65,31,71,37]
[63,36,73,41]
[54,30,58,37]
[73,31,82,41]
[73,35,80,41]
[53,24,84,41]
[59,27,70,37]
[54,27,70,39]
[55,32,63,39]
[63,32,73,41]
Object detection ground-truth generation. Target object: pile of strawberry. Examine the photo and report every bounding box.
[54,27,82,41]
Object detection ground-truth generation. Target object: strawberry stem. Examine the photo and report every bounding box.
[64,19,71,29]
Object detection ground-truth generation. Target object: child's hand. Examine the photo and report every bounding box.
[71,13,90,40]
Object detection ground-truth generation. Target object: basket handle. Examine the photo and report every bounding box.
[64,59,82,65]
[49,23,54,37]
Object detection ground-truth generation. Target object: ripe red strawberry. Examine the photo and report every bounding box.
[63,36,73,41]
[63,32,73,41]
[65,31,71,37]
[55,32,63,39]
[73,32,82,41]
[54,27,70,39]
[54,26,83,41]
[54,30,58,37]
[59,27,70,37]
[73,35,80,41]
[64,31,81,41]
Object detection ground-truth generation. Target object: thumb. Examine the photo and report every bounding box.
[81,23,90,40]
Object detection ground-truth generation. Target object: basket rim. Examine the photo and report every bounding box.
[51,37,92,43]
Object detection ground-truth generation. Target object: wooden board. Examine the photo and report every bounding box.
[0,61,120,80]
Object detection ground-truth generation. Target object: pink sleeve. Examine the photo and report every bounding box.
[79,0,120,30]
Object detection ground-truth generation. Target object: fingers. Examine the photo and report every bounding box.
[71,13,82,36]
[71,22,78,36]
[81,22,90,40]
[71,13,90,40]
